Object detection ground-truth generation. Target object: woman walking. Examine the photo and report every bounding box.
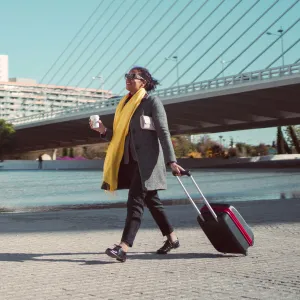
[90,66,184,262]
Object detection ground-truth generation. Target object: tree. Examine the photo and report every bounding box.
[211,144,223,157]
[283,134,292,154]
[69,147,74,158]
[0,119,16,160]
[62,147,69,157]
[196,135,216,157]
[228,147,237,157]
[286,125,300,153]
[277,126,292,154]
[277,126,285,154]
[82,146,90,159]
[255,143,269,156]
[236,143,256,157]
[172,135,195,158]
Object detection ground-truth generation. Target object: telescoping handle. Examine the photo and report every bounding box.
[172,170,218,222]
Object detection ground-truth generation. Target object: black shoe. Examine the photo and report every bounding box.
[157,239,180,254]
[105,245,127,262]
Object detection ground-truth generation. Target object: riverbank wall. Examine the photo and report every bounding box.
[1,154,300,170]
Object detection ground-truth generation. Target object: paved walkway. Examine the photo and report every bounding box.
[1,199,300,300]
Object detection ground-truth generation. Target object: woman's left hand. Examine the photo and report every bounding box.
[170,162,185,176]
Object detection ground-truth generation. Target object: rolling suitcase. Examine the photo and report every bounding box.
[174,170,254,256]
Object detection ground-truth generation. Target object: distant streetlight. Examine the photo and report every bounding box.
[266,27,285,138]
[92,75,104,100]
[165,55,180,87]
[220,58,232,77]
[266,26,284,66]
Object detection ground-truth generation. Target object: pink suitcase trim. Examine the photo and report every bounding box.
[201,206,253,246]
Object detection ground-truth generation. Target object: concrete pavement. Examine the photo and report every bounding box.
[0,199,300,300]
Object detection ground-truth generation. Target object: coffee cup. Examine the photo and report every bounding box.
[90,115,100,128]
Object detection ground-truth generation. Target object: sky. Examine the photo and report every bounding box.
[1,0,299,145]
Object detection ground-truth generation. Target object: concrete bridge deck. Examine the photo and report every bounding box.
[8,63,300,153]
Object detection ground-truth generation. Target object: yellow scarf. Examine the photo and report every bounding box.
[102,88,147,191]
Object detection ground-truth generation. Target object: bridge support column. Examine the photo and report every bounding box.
[52,149,57,160]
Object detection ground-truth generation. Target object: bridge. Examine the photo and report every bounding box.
[3,1,300,153]
[8,63,300,153]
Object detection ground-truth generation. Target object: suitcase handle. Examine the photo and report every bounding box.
[172,170,191,177]
[173,170,218,222]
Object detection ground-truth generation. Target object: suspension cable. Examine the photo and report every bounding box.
[106,0,178,91]
[46,0,116,86]
[26,1,106,113]
[266,37,300,69]
[39,0,105,84]
[112,0,194,94]
[59,0,125,86]
[64,0,138,88]
[192,0,281,82]
[166,0,248,87]
[151,0,224,78]
[239,18,300,73]
[75,0,157,89]
[211,0,299,80]
[142,0,209,70]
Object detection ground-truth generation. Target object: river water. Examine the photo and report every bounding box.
[0,169,299,211]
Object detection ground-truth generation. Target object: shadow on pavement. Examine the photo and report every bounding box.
[0,251,237,264]
[127,252,238,260]
[0,252,114,264]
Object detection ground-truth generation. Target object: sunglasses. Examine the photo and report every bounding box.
[125,73,146,81]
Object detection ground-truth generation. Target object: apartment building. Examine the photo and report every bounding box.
[0,79,113,120]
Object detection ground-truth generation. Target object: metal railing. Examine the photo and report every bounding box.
[7,63,300,127]
[154,63,300,97]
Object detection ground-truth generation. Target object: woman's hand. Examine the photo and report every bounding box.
[170,162,185,176]
[89,120,106,135]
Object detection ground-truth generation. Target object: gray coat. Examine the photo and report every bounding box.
[102,95,176,191]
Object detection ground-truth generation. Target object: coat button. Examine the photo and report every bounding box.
[135,145,140,150]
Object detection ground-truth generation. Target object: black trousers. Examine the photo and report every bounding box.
[121,162,174,247]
